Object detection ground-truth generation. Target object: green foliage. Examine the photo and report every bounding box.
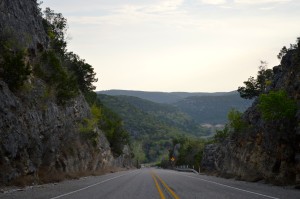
[79,104,102,146]
[258,90,297,121]
[227,109,247,132]
[132,141,146,167]
[39,8,97,95]
[161,136,208,170]
[39,51,79,104]
[98,94,212,162]
[43,7,67,55]
[213,125,230,142]
[238,61,273,99]
[0,49,31,91]
[99,107,130,156]
[84,91,130,156]
[64,52,98,92]
[91,103,102,120]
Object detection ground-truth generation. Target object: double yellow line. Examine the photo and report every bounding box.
[151,172,180,199]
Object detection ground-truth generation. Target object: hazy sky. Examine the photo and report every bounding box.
[42,0,300,92]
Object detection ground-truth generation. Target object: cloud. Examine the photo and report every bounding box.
[234,0,291,4]
[200,0,227,5]
[146,0,184,12]
[68,0,188,27]
[259,7,276,10]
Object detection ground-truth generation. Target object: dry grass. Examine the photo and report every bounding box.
[8,167,129,187]
[9,175,38,187]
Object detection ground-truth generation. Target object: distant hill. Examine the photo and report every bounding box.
[174,94,253,124]
[98,90,252,124]
[97,90,236,104]
[98,94,208,137]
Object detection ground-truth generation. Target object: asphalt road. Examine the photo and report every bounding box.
[0,168,299,199]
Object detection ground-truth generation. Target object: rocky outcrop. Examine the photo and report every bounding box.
[0,79,116,184]
[0,0,48,50]
[202,46,300,185]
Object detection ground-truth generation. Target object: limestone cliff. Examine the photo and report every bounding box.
[201,42,300,186]
[0,0,132,185]
[0,0,48,50]
[0,79,115,184]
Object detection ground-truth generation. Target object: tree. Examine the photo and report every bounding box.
[238,61,273,99]
[43,7,68,55]
[258,90,297,121]
[64,52,98,93]
[227,109,247,132]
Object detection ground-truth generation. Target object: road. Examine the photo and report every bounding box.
[0,168,299,199]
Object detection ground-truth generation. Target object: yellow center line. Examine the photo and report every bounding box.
[150,171,180,199]
[151,173,166,199]
[154,173,180,199]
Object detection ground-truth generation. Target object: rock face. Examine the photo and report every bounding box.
[201,47,300,185]
[0,78,116,184]
[0,0,48,50]
[0,0,132,185]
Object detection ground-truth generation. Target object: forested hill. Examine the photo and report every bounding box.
[98,94,212,162]
[97,90,236,104]
[98,90,252,124]
[97,91,251,162]
[174,94,253,124]
[98,94,208,138]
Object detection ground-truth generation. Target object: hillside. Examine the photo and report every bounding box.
[99,90,252,125]
[174,94,253,124]
[98,94,209,137]
[98,94,211,162]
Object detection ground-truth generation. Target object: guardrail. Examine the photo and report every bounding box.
[175,167,199,174]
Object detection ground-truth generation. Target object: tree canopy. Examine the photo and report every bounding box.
[238,61,273,99]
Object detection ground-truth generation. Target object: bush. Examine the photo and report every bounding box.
[258,90,297,121]
[99,106,130,156]
[213,125,230,142]
[79,104,102,146]
[39,51,79,104]
[227,109,247,132]
[0,49,31,91]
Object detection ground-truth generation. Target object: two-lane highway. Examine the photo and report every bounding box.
[0,168,299,199]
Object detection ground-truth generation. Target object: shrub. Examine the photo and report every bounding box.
[79,104,102,146]
[227,109,247,132]
[213,125,230,142]
[0,49,31,91]
[258,90,297,121]
[39,51,79,104]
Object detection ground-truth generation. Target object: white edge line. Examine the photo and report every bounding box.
[50,170,138,199]
[171,171,280,199]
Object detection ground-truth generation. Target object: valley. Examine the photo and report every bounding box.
[97,91,252,162]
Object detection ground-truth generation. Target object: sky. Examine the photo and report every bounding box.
[41,0,300,92]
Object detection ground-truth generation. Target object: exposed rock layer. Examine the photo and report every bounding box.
[0,0,48,50]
